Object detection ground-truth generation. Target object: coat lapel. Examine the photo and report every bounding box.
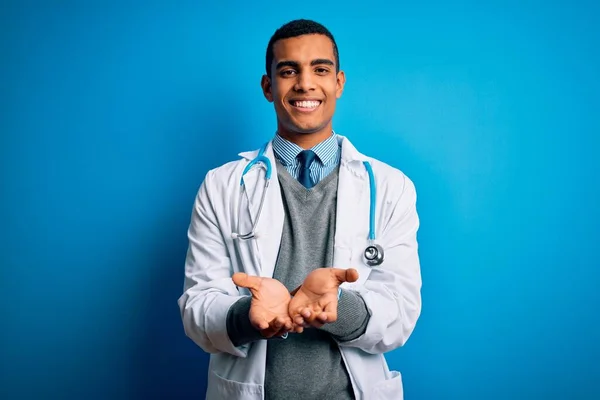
[333,136,370,267]
[238,143,284,278]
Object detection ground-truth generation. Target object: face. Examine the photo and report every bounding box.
[261,34,346,142]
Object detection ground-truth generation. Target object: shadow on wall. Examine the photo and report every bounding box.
[130,97,250,399]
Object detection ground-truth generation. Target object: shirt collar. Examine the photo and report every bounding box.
[272,132,340,167]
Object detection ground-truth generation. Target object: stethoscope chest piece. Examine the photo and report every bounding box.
[364,243,384,266]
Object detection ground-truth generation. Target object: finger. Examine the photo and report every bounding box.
[271,317,284,331]
[331,268,359,284]
[322,302,338,323]
[293,307,310,324]
[274,316,293,332]
[291,320,304,333]
[345,268,359,282]
[299,308,322,325]
[293,318,310,329]
[275,320,293,337]
[260,318,282,338]
[274,316,294,333]
[316,312,329,323]
[251,317,269,331]
[271,317,295,337]
[299,308,312,320]
[308,315,325,329]
[232,273,262,291]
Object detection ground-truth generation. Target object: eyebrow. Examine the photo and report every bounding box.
[275,58,335,70]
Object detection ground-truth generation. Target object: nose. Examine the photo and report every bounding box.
[293,71,316,92]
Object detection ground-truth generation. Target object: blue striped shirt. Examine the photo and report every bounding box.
[272,133,341,186]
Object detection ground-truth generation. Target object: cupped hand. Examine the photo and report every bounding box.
[288,268,359,329]
[232,273,301,338]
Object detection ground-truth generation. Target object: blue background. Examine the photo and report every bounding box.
[1,1,599,399]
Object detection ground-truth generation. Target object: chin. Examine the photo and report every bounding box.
[290,126,325,135]
[288,120,327,134]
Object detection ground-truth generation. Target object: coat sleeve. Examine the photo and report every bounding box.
[177,169,250,357]
[337,172,422,354]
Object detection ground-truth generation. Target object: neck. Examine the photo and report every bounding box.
[276,125,333,149]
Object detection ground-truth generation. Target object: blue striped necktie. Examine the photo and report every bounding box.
[297,150,317,188]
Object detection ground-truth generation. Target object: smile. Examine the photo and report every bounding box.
[289,100,322,112]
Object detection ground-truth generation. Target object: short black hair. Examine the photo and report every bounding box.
[265,19,340,77]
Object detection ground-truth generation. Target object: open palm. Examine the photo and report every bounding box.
[289,268,359,328]
[232,273,295,337]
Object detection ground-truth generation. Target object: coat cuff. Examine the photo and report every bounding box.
[205,294,252,356]
[226,296,265,346]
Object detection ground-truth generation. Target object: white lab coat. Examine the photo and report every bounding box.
[178,135,422,400]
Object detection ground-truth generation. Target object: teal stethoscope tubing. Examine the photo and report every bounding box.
[231,143,384,266]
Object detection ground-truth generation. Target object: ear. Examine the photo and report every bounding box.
[261,75,273,102]
[335,70,346,99]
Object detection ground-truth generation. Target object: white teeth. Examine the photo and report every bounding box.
[294,100,320,108]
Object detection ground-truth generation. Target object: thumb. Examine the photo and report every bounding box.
[232,272,263,291]
[331,268,359,284]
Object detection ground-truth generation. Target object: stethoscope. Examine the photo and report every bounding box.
[231,143,385,267]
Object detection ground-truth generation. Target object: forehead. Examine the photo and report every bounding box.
[272,34,336,64]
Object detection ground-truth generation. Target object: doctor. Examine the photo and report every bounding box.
[178,19,422,400]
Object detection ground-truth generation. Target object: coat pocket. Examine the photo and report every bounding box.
[370,370,404,400]
[206,371,263,400]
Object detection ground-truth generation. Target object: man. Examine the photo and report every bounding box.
[178,19,422,400]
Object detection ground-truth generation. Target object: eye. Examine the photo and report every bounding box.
[280,69,297,77]
[315,67,330,75]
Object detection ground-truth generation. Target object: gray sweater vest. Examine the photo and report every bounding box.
[227,161,370,399]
